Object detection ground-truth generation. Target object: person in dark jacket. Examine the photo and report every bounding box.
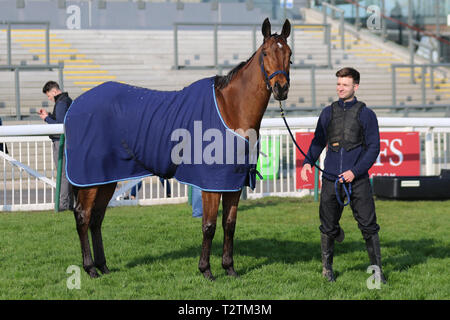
[39,81,74,211]
[300,68,386,284]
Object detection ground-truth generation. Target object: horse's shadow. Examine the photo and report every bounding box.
[126,237,449,276]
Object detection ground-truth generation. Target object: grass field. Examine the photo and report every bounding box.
[0,197,449,300]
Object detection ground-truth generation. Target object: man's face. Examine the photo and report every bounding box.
[336,76,359,101]
[45,88,61,102]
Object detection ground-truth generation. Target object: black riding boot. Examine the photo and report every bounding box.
[365,233,387,284]
[321,233,336,282]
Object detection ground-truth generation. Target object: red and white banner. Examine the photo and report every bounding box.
[295,131,421,189]
[369,132,420,178]
[295,132,317,190]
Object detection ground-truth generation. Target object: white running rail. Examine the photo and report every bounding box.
[1,117,450,211]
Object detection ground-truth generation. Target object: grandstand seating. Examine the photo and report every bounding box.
[0,6,449,122]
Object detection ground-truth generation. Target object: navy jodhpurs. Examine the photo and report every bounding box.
[319,176,380,240]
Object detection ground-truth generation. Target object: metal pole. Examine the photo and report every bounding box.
[408,0,415,84]
[326,25,332,68]
[355,1,360,31]
[7,23,11,66]
[421,66,426,105]
[252,25,256,53]
[214,23,218,69]
[14,68,20,120]
[173,24,179,69]
[323,5,327,45]
[55,134,65,212]
[291,26,295,63]
[392,66,397,106]
[381,0,387,42]
[435,0,441,63]
[340,11,345,50]
[58,61,64,91]
[45,22,50,65]
[311,65,316,108]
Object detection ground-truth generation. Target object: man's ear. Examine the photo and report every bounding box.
[262,18,271,40]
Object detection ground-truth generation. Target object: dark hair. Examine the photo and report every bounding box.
[336,67,360,84]
[42,81,60,94]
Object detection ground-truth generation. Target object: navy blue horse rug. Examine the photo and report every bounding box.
[64,77,259,191]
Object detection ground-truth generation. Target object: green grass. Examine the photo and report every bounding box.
[0,197,449,300]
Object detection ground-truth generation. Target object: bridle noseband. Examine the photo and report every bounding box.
[259,50,290,92]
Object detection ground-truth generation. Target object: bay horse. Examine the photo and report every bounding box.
[71,18,291,280]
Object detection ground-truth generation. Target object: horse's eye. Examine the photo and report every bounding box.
[263,51,267,57]
[290,60,293,64]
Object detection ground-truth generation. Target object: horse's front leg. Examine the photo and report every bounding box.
[198,191,221,281]
[222,190,241,277]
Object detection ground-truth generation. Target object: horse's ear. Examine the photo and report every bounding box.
[281,19,291,39]
[262,18,271,40]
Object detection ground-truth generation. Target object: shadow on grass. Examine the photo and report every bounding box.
[125,237,449,278]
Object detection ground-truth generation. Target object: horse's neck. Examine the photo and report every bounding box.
[215,51,271,135]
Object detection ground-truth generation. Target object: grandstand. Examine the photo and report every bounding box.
[0,1,449,122]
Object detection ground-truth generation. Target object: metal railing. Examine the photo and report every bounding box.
[0,21,65,120]
[1,118,450,211]
[0,21,51,66]
[0,63,65,120]
[322,1,345,50]
[391,63,450,107]
[173,22,333,70]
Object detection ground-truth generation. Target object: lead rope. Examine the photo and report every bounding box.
[277,101,351,206]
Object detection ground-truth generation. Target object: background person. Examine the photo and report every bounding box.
[39,81,74,211]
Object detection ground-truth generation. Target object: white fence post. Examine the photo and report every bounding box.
[425,130,435,175]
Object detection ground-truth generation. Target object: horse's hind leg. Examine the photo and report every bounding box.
[221,191,241,277]
[90,183,117,275]
[73,187,99,278]
[198,191,221,281]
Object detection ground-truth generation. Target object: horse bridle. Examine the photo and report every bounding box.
[259,50,290,92]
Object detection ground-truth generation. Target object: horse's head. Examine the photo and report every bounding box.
[260,18,291,101]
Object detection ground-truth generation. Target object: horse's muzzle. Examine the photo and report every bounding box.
[273,81,289,101]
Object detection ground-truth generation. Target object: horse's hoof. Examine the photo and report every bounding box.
[225,268,239,278]
[97,265,110,274]
[87,269,100,278]
[202,270,216,281]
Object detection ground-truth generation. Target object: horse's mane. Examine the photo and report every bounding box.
[214,51,257,90]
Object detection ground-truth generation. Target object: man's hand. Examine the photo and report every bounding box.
[38,109,48,120]
[301,163,312,182]
[339,170,355,183]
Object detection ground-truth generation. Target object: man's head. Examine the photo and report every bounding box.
[42,81,62,102]
[336,67,360,102]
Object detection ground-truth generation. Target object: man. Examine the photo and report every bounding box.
[39,81,73,211]
[300,67,386,283]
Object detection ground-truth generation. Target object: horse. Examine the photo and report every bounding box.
[69,18,291,280]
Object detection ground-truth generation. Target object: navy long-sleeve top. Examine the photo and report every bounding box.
[303,97,380,181]
[45,92,72,141]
